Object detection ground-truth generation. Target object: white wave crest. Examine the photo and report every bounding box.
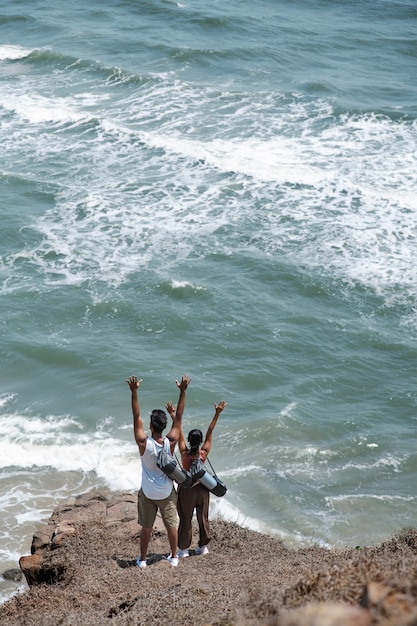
[0,45,32,61]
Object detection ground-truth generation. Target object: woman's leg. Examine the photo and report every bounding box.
[177,486,195,550]
[195,486,211,547]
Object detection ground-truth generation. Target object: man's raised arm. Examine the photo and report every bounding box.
[167,374,191,446]
[126,375,147,454]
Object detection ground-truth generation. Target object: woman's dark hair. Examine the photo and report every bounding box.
[187,429,203,454]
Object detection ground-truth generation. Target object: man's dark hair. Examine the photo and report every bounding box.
[188,429,203,454]
[150,409,167,433]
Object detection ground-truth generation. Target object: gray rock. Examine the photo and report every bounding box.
[3,568,23,582]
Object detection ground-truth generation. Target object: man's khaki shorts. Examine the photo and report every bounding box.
[137,487,178,529]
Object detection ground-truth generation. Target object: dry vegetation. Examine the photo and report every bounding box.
[1,513,417,625]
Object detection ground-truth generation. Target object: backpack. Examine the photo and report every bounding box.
[156,439,192,488]
[189,455,227,497]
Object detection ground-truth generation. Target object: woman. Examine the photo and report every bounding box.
[167,399,226,557]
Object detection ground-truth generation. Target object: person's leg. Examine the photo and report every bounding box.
[137,489,158,564]
[159,488,179,560]
[140,527,152,561]
[195,486,211,548]
[166,525,178,559]
[177,486,195,550]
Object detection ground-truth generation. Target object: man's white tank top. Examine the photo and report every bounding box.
[141,437,173,500]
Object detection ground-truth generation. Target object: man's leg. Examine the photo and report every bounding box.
[137,489,157,564]
[159,488,179,559]
[167,525,178,559]
[140,527,152,561]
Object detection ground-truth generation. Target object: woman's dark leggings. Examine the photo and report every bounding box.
[177,483,211,549]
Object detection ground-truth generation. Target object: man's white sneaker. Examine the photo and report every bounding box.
[167,554,178,567]
[136,558,147,568]
[177,548,189,558]
[195,545,209,555]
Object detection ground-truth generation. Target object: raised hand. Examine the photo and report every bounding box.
[166,401,176,419]
[175,374,191,391]
[126,375,143,392]
[215,400,226,413]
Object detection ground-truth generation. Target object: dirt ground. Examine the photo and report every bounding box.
[1,514,417,625]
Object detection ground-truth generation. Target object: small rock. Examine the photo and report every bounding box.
[52,527,76,546]
[3,568,23,582]
[19,554,44,587]
[31,528,54,553]
[282,602,371,626]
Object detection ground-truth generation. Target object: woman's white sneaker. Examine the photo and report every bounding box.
[195,545,209,555]
[177,548,189,558]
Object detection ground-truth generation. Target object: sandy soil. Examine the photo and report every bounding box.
[1,502,417,625]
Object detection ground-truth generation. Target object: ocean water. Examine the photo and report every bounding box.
[1,0,416,603]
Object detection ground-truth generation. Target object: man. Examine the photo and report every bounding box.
[126,374,191,568]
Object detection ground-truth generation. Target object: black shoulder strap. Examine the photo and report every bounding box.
[206,456,216,475]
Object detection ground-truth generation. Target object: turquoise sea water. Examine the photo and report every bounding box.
[1,0,417,603]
